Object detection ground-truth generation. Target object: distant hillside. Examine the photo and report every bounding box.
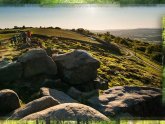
[92,29,162,43]
[0,27,162,91]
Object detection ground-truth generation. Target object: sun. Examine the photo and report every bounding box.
[87,6,97,14]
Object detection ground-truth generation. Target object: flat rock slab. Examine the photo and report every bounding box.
[40,87,77,103]
[88,86,162,117]
[22,103,110,121]
[9,96,60,119]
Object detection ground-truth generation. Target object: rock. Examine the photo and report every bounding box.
[40,87,77,103]
[42,79,60,88]
[9,96,60,119]
[22,103,110,121]
[53,50,100,85]
[42,79,69,90]
[67,87,82,101]
[87,86,163,117]
[0,62,23,82]
[67,87,98,103]
[0,89,21,115]
[17,48,57,78]
[75,82,96,92]
[45,47,53,57]
[0,58,10,67]
[94,79,109,90]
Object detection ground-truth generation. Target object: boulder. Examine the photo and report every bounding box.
[67,87,82,101]
[40,87,77,103]
[67,87,98,103]
[17,48,57,78]
[74,81,97,92]
[0,62,23,82]
[22,103,110,121]
[0,58,10,67]
[87,86,163,117]
[94,78,109,90]
[0,89,21,115]
[53,50,100,85]
[45,47,53,57]
[9,96,60,119]
[42,79,69,90]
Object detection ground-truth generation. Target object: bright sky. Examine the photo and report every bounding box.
[0,5,165,30]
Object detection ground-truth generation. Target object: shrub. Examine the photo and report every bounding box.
[151,52,162,63]
[55,27,61,30]
[136,46,146,52]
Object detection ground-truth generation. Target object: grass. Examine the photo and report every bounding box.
[0,33,19,40]
[121,120,165,124]
[0,28,162,103]
[30,28,99,44]
[163,67,165,104]
[37,35,161,88]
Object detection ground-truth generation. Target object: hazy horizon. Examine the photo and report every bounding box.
[0,5,165,30]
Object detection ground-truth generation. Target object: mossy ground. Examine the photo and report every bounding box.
[41,36,161,88]
[0,28,162,103]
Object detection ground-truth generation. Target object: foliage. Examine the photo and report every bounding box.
[101,32,162,64]
[150,52,162,63]
[0,0,118,4]
[0,27,162,103]
[0,0,164,4]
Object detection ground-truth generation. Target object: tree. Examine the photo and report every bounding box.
[22,25,26,29]
[14,26,18,29]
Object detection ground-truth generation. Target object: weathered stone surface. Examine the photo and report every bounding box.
[9,96,59,119]
[87,86,162,117]
[74,81,97,92]
[22,103,110,121]
[0,58,10,67]
[0,89,21,115]
[42,79,69,90]
[67,87,98,102]
[94,78,109,90]
[40,87,77,103]
[18,48,57,78]
[53,50,100,85]
[0,62,23,82]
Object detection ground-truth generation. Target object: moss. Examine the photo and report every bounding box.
[0,28,162,93]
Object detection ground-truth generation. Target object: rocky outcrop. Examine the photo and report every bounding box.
[87,86,162,117]
[53,50,100,85]
[42,79,69,91]
[22,103,110,121]
[40,87,77,103]
[0,58,10,67]
[18,48,57,78]
[0,62,23,82]
[94,79,109,90]
[67,87,98,103]
[0,89,21,115]
[0,49,58,83]
[9,96,59,119]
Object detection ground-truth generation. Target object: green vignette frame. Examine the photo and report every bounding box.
[0,1,165,124]
[0,0,165,5]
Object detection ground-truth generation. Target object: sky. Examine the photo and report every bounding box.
[0,5,165,30]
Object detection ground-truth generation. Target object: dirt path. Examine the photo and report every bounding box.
[116,43,161,71]
[89,35,162,72]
